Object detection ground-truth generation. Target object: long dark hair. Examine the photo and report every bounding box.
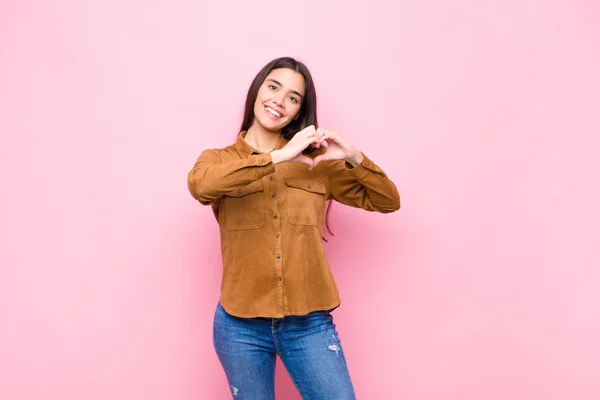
[239,56,334,239]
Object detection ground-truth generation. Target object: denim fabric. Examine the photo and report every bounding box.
[213,301,357,399]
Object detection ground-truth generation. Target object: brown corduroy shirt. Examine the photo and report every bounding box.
[187,132,400,318]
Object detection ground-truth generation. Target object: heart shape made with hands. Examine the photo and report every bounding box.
[304,130,352,169]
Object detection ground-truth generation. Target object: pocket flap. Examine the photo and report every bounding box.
[225,180,264,197]
[284,178,327,194]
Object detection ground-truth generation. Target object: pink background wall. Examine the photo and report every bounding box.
[2,0,599,399]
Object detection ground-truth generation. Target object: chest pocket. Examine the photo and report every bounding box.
[223,180,265,230]
[284,178,327,226]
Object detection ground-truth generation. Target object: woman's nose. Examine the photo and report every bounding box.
[273,94,285,106]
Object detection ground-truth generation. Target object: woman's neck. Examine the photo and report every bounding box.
[244,124,281,153]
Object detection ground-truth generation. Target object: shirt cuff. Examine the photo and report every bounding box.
[252,153,273,166]
[345,153,389,180]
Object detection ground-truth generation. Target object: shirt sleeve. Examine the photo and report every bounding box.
[187,149,275,205]
[325,152,401,213]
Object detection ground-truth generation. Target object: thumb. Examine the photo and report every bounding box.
[298,155,315,170]
[312,154,327,168]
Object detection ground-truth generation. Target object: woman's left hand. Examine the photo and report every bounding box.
[312,128,364,169]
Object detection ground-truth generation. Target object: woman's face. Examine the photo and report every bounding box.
[251,68,305,133]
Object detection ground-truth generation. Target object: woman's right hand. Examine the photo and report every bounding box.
[270,125,322,169]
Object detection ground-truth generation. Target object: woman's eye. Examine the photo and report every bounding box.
[268,85,277,91]
[289,96,298,103]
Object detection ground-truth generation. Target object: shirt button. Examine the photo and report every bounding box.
[269,176,274,181]
[307,184,311,189]
[271,193,276,198]
[274,214,278,219]
[275,233,280,239]
[237,189,242,194]
[276,254,281,259]
[277,276,282,281]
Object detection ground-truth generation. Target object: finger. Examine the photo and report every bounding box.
[293,126,315,142]
[317,128,327,141]
[297,130,324,150]
[320,131,338,143]
[312,153,333,168]
[312,155,324,168]
[303,125,316,136]
[315,129,327,144]
[297,155,314,169]
[297,133,318,147]
[308,136,327,150]
[318,128,335,137]
[307,133,326,148]
[306,130,317,142]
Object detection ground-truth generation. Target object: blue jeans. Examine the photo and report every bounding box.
[213,301,357,399]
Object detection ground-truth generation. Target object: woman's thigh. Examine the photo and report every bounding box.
[213,302,278,399]
[275,310,357,400]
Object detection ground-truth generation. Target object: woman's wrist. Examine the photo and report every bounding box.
[345,151,363,167]
[270,149,286,165]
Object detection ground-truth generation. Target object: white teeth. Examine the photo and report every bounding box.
[266,107,281,117]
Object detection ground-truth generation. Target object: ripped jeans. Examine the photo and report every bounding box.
[213,301,357,399]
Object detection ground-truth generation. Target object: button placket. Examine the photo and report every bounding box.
[269,174,284,315]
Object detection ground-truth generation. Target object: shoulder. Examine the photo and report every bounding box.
[198,143,240,161]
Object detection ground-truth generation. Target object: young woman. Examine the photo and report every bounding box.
[187,57,400,399]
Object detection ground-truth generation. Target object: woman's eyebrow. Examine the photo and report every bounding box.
[267,79,304,99]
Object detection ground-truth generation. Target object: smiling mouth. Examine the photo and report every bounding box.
[265,106,283,118]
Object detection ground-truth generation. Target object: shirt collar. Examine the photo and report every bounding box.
[235,131,287,158]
